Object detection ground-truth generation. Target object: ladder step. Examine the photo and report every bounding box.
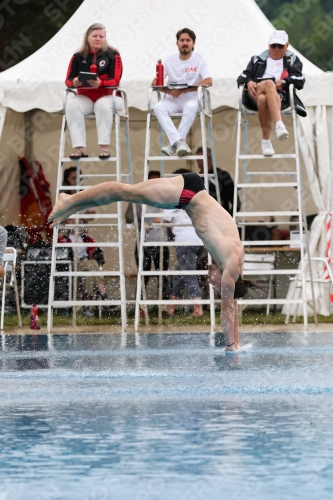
[141,270,208,276]
[80,174,129,178]
[147,155,203,161]
[139,299,211,305]
[60,214,118,219]
[53,271,121,277]
[246,171,297,176]
[64,223,117,228]
[58,185,107,191]
[238,299,303,305]
[242,269,302,276]
[242,240,301,246]
[237,182,297,188]
[145,223,193,228]
[55,242,120,248]
[143,212,189,218]
[162,173,217,178]
[238,221,301,226]
[238,154,296,160]
[61,157,117,162]
[236,211,299,217]
[52,300,122,307]
[142,241,204,247]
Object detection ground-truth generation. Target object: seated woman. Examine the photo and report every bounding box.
[65,23,123,160]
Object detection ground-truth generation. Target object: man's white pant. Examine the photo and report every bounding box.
[66,94,123,147]
[153,95,198,146]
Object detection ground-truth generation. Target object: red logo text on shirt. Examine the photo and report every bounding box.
[185,67,197,72]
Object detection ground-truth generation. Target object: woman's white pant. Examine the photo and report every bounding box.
[66,94,123,147]
[153,95,199,146]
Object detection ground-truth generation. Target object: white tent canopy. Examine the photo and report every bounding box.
[0,0,332,315]
[0,0,331,114]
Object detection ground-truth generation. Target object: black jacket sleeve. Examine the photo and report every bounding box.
[285,55,305,91]
[99,51,123,88]
[237,57,255,88]
[65,54,80,87]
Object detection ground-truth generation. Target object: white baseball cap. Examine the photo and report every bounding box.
[269,30,288,45]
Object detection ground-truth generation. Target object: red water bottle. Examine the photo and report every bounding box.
[30,304,40,330]
[90,63,97,73]
[90,54,97,74]
[156,59,164,86]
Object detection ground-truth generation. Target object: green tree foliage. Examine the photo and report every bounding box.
[0,0,83,72]
[256,0,333,70]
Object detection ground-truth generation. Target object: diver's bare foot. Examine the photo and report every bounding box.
[225,342,238,352]
[48,192,75,227]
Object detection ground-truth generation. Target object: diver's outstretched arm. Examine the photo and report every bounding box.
[220,270,237,351]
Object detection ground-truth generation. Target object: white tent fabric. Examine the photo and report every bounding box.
[282,107,332,316]
[0,0,328,114]
[0,0,332,315]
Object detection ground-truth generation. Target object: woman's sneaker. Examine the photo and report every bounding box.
[261,139,275,157]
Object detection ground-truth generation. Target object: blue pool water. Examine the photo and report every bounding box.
[1,331,333,500]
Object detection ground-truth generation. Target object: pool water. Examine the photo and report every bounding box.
[1,331,333,500]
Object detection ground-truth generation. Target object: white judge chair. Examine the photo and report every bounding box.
[1,247,22,331]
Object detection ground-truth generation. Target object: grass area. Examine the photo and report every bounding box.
[3,307,333,328]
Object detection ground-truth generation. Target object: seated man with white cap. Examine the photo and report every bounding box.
[237,30,305,157]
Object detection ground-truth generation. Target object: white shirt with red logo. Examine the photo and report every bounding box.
[163,52,211,97]
[263,57,284,81]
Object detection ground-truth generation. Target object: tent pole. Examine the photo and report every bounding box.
[24,111,33,160]
[0,105,6,141]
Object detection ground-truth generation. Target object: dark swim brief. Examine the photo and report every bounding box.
[175,173,206,209]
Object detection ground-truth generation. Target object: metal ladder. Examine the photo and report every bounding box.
[47,88,134,333]
[233,84,315,328]
[134,86,220,333]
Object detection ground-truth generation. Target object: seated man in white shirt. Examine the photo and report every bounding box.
[237,30,305,157]
[153,28,212,157]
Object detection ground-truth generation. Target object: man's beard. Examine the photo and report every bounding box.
[179,47,191,54]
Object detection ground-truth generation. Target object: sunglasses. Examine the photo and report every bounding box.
[270,43,285,49]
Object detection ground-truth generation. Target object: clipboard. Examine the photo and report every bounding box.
[79,72,97,87]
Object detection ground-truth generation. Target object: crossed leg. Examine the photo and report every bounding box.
[255,80,282,139]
